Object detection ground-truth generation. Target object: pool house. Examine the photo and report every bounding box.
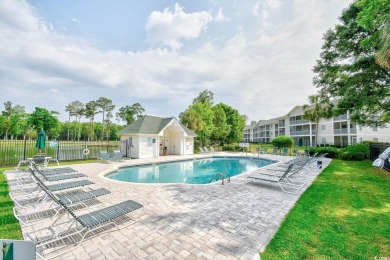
[117,115,197,159]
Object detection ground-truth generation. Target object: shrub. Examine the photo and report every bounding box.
[352,152,365,160]
[339,151,351,160]
[339,151,365,161]
[272,136,294,148]
[346,143,369,159]
[222,145,240,151]
[338,143,369,161]
[309,147,339,158]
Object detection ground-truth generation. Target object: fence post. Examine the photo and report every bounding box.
[23,139,27,160]
[57,140,60,161]
[84,139,87,160]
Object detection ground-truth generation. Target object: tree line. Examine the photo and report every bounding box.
[0,98,145,141]
[0,91,246,145]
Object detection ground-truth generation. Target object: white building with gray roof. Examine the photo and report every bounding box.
[117,115,197,158]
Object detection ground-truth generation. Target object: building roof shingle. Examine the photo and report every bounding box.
[117,115,196,136]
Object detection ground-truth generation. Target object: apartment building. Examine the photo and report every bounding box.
[242,122,256,143]
[244,105,390,146]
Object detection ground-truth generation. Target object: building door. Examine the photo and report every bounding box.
[172,137,181,155]
[127,137,133,157]
[164,138,170,154]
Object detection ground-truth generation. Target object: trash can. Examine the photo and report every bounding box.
[317,160,322,169]
[163,147,167,156]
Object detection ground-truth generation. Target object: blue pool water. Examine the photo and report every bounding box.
[105,157,276,184]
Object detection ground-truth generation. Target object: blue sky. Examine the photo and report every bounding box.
[0,0,351,123]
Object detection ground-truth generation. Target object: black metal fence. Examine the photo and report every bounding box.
[369,142,390,172]
[369,143,389,160]
[0,140,120,167]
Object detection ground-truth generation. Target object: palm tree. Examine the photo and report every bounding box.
[376,21,390,69]
[303,94,334,147]
[96,97,115,141]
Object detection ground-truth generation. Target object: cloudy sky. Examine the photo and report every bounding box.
[0,0,351,123]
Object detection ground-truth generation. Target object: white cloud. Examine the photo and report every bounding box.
[0,0,41,31]
[145,3,213,50]
[71,18,80,24]
[215,8,228,22]
[0,0,350,122]
[265,0,281,9]
[253,2,260,16]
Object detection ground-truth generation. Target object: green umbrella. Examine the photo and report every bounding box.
[36,129,46,151]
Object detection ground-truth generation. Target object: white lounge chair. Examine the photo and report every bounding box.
[247,164,306,194]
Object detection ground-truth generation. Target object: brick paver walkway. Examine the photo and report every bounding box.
[7,153,330,259]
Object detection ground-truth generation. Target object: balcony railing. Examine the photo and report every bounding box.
[334,128,357,134]
[290,130,311,135]
[289,119,311,125]
[334,129,348,134]
[333,114,348,121]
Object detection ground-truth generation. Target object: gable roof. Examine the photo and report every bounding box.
[117,115,196,136]
[179,122,197,136]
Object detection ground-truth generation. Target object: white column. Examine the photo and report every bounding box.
[155,136,159,158]
[181,136,184,155]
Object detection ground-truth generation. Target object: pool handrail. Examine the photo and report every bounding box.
[209,170,230,185]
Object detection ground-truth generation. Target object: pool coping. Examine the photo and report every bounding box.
[99,154,280,186]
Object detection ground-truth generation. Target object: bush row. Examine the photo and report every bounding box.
[338,143,369,161]
[218,142,370,161]
[309,147,339,158]
[309,143,369,161]
[222,145,240,151]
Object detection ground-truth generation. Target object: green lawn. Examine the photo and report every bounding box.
[261,159,390,259]
[0,168,23,240]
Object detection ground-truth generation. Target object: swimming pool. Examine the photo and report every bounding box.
[105,157,276,184]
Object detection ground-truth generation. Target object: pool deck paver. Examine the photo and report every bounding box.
[6,152,331,259]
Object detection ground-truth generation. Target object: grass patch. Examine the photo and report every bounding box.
[0,168,23,239]
[261,159,390,259]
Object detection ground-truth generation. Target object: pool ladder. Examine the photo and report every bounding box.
[209,170,230,185]
[238,147,248,157]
